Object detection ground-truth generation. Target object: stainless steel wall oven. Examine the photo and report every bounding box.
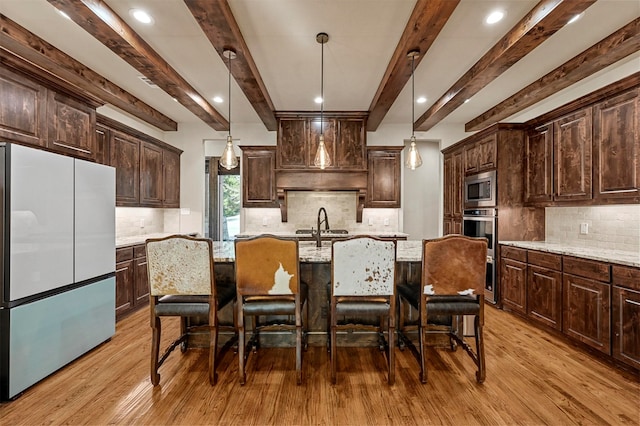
[462,208,497,304]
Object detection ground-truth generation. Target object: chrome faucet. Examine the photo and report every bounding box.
[315,207,329,247]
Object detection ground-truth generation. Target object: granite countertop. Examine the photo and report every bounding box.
[116,232,198,248]
[499,241,640,268]
[235,231,409,238]
[212,240,422,263]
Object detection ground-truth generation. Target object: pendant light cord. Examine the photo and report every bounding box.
[320,38,324,135]
[228,51,232,137]
[411,54,415,138]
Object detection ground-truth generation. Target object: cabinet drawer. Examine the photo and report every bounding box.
[134,244,146,259]
[563,256,610,282]
[612,265,640,291]
[116,247,134,262]
[501,246,527,262]
[528,250,562,271]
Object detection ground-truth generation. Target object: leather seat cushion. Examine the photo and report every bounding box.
[155,302,209,317]
[397,281,479,321]
[242,281,308,316]
[335,301,390,316]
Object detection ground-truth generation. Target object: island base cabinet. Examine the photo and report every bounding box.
[563,274,611,355]
[612,286,640,369]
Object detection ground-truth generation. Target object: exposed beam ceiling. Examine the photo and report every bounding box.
[466,17,640,132]
[0,14,177,131]
[47,0,229,131]
[366,0,459,132]
[415,0,597,132]
[185,0,277,132]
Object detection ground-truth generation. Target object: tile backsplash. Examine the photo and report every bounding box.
[116,208,180,237]
[546,205,640,252]
[243,191,400,233]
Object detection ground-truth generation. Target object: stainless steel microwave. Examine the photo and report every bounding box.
[464,170,496,207]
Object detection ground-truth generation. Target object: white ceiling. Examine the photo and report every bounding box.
[1,0,639,133]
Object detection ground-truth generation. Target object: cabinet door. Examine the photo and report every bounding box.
[309,117,336,168]
[612,286,640,369]
[443,153,454,217]
[463,143,480,175]
[115,260,134,320]
[477,133,497,171]
[134,251,149,307]
[452,150,463,217]
[501,258,527,315]
[0,67,47,147]
[593,88,639,202]
[527,265,562,330]
[95,124,110,166]
[47,91,96,160]
[242,146,277,207]
[110,131,140,206]
[140,142,164,206]
[563,273,610,354]
[335,118,366,169]
[366,148,401,208]
[553,108,592,202]
[277,118,308,168]
[163,149,181,207]
[525,124,553,204]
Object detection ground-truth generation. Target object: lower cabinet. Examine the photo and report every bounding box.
[527,251,562,331]
[611,265,640,369]
[501,255,527,315]
[115,244,149,321]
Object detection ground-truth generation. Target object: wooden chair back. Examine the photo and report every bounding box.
[422,235,487,296]
[235,235,300,296]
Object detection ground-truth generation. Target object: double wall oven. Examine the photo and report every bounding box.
[462,171,498,304]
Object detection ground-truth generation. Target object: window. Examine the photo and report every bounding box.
[205,158,240,240]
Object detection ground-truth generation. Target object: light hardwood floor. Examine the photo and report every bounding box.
[1,305,638,425]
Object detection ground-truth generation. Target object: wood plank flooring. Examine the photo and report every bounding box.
[1,305,638,425]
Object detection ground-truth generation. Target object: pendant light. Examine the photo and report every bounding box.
[314,32,331,169]
[405,49,423,170]
[220,48,239,170]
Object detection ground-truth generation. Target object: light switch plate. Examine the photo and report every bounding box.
[580,223,588,234]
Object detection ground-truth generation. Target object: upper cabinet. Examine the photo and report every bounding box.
[110,130,141,206]
[366,147,401,208]
[593,88,639,202]
[464,133,496,175]
[46,91,96,160]
[241,146,277,207]
[276,113,366,170]
[140,142,164,207]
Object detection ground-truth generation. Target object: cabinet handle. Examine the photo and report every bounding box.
[116,267,129,273]
[53,141,92,154]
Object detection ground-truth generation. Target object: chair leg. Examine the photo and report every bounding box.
[238,305,246,385]
[296,319,303,385]
[418,322,427,384]
[475,315,486,383]
[208,323,218,386]
[388,323,395,385]
[151,316,161,386]
[330,323,337,384]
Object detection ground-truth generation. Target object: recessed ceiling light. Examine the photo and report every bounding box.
[314,96,323,104]
[213,96,224,103]
[130,9,153,24]
[57,10,71,20]
[567,13,583,24]
[416,97,427,104]
[486,10,504,25]
[464,99,470,104]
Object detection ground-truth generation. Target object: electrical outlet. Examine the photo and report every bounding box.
[383,218,389,226]
[368,217,374,226]
[580,223,588,235]
[140,218,145,228]
[262,216,268,226]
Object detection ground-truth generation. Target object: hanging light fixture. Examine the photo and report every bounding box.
[405,49,423,170]
[220,48,239,170]
[314,32,331,169]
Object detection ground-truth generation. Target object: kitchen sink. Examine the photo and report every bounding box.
[295,229,348,235]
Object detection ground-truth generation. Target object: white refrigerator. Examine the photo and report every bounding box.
[0,143,116,400]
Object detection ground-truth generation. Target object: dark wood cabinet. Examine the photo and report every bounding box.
[95,124,110,166]
[47,91,96,160]
[527,251,562,331]
[276,114,366,170]
[464,133,496,175]
[443,147,463,235]
[593,88,639,203]
[0,67,47,147]
[553,108,592,202]
[524,124,553,204]
[242,146,277,207]
[140,142,164,207]
[115,244,149,321]
[163,148,181,208]
[501,258,528,315]
[366,147,401,208]
[111,131,141,206]
[563,256,611,355]
[611,265,640,369]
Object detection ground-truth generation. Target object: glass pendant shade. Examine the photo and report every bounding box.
[314,134,331,169]
[220,135,238,170]
[405,136,423,170]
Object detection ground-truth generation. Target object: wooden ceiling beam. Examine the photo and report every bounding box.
[47,0,228,131]
[184,0,277,131]
[466,17,640,132]
[415,0,597,132]
[366,0,459,132]
[0,14,177,131]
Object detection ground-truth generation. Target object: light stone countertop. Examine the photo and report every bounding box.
[235,231,409,238]
[499,241,640,268]
[116,233,198,248]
